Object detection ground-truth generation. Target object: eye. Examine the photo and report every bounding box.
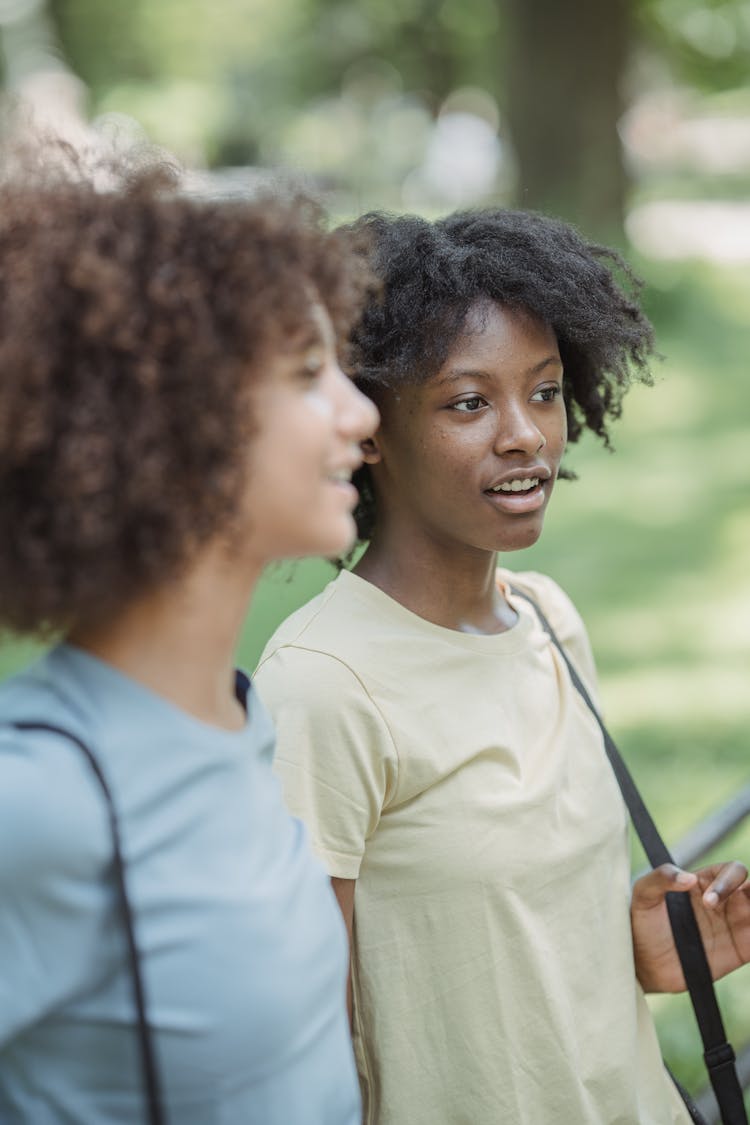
[450,395,487,413]
[531,385,561,403]
[299,351,325,381]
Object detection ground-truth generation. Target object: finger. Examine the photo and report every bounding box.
[633,864,697,908]
[701,861,749,907]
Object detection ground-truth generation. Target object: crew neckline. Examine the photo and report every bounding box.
[335,568,544,655]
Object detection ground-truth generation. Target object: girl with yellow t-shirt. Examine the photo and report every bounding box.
[255,208,750,1125]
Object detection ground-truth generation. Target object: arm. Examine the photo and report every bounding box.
[331,876,356,1026]
[255,646,396,1024]
[631,860,750,993]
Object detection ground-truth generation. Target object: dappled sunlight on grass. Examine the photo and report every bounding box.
[720,508,750,581]
[546,426,748,530]
[592,564,750,667]
[622,369,710,433]
[603,663,749,728]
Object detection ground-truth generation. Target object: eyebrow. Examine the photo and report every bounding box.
[435,355,563,386]
[282,321,324,356]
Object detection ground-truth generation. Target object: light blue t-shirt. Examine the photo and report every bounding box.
[0,645,360,1124]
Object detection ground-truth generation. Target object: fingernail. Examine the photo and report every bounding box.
[704,890,719,906]
[676,871,694,885]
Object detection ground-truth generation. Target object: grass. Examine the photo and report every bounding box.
[2,257,749,1099]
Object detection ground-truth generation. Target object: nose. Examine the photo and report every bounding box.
[331,364,379,443]
[493,400,545,456]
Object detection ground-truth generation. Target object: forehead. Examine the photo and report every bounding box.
[277,299,335,357]
[309,301,335,348]
[376,300,560,418]
[445,300,558,366]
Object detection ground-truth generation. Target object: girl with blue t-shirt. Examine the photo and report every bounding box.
[0,144,377,1123]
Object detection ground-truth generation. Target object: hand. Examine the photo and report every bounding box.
[631,861,750,993]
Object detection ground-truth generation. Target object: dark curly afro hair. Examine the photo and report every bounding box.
[0,143,373,637]
[341,208,656,541]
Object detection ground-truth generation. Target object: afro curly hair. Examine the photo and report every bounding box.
[342,208,656,541]
[0,144,373,637]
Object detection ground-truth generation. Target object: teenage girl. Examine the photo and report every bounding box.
[0,148,378,1123]
[255,209,750,1125]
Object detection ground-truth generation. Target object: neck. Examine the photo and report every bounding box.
[354,529,516,634]
[70,544,263,731]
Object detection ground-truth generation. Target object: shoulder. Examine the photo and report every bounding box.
[502,569,587,646]
[256,573,379,699]
[254,590,398,771]
[258,574,348,657]
[254,643,386,744]
[0,718,111,1045]
[502,568,599,690]
[0,710,110,887]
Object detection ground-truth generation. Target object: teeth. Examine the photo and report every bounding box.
[490,477,539,493]
[329,469,352,483]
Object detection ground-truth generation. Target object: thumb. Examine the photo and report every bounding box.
[632,864,697,909]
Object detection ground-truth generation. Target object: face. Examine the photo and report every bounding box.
[241,305,379,563]
[367,300,567,560]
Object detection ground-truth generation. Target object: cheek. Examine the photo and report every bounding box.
[306,387,335,423]
[417,443,476,501]
[550,405,568,451]
[427,419,482,458]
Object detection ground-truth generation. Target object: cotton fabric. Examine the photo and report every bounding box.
[0,644,360,1124]
[255,568,691,1125]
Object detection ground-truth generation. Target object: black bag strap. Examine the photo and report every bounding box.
[11,721,165,1125]
[509,586,748,1125]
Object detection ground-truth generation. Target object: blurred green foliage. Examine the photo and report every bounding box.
[44,0,750,156]
[639,0,750,93]
[34,0,750,232]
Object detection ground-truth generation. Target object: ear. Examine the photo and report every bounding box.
[360,436,382,465]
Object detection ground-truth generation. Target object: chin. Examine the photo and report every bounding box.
[494,523,545,554]
[291,516,357,562]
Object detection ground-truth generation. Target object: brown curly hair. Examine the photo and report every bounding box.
[0,144,372,638]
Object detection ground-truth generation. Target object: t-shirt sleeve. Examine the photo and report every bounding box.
[254,646,398,880]
[0,731,109,1045]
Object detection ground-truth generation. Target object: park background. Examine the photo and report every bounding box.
[0,0,749,1113]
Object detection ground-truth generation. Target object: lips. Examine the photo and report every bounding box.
[324,460,361,511]
[487,476,540,495]
[484,464,551,493]
[327,468,354,484]
[483,467,551,515]
[326,452,364,487]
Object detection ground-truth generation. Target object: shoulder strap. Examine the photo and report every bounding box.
[11,721,165,1125]
[509,586,748,1125]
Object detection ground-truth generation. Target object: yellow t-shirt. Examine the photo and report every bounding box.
[255,569,691,1125]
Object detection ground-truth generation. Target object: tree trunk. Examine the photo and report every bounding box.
[504,0,631,241]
